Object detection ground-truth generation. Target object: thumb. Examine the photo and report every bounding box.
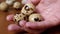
[22,0,40,5]
[25,20,59,29]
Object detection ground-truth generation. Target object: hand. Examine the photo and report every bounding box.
[7,0,60,34]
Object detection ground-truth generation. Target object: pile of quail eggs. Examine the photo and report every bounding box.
[0,0,43,24]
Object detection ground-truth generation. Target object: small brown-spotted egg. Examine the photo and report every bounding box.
[0,2,8,10]
[14,13,26,22]
[5,0,16,5]
[13,2,22,9]
[21,3,35,15]
[29,14,43,22]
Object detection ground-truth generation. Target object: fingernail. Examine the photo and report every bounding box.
[26,22,31,27]
[6,15,14,21]
[19,20,26,26]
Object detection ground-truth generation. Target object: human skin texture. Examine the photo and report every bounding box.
[7,0,60,34]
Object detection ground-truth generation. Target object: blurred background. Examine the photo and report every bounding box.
[0,0,60,34]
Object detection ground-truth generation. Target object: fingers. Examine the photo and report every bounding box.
[8,24,23,31]
[25,22,45,29]
[19,20,26,26]
[25,22,38,29]
[22,0,40,5]
[25,19,59,29]
[6,14,14,21]
[24,27,41,34]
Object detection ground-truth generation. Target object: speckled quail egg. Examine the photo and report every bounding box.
[0,2,8,10]
[13,2,22,9]
[14,13,26,22]
[29,14,43,22]
[21,3,35,15]
[5,0,16,5]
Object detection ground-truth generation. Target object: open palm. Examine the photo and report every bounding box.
[7,0,60,34]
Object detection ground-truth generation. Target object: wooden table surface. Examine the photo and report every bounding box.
[0,0,19,34]
[0,8,18,34]
[0,0,60,34]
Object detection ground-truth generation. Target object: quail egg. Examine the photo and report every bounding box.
[14,13,25,22]
[0,2,8,10]
[29,14,43,22]
[13,2,22,9]
[21,3,35,15]
[5,0,16,5]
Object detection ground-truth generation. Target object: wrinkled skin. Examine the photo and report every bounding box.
[7,0,60,34]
